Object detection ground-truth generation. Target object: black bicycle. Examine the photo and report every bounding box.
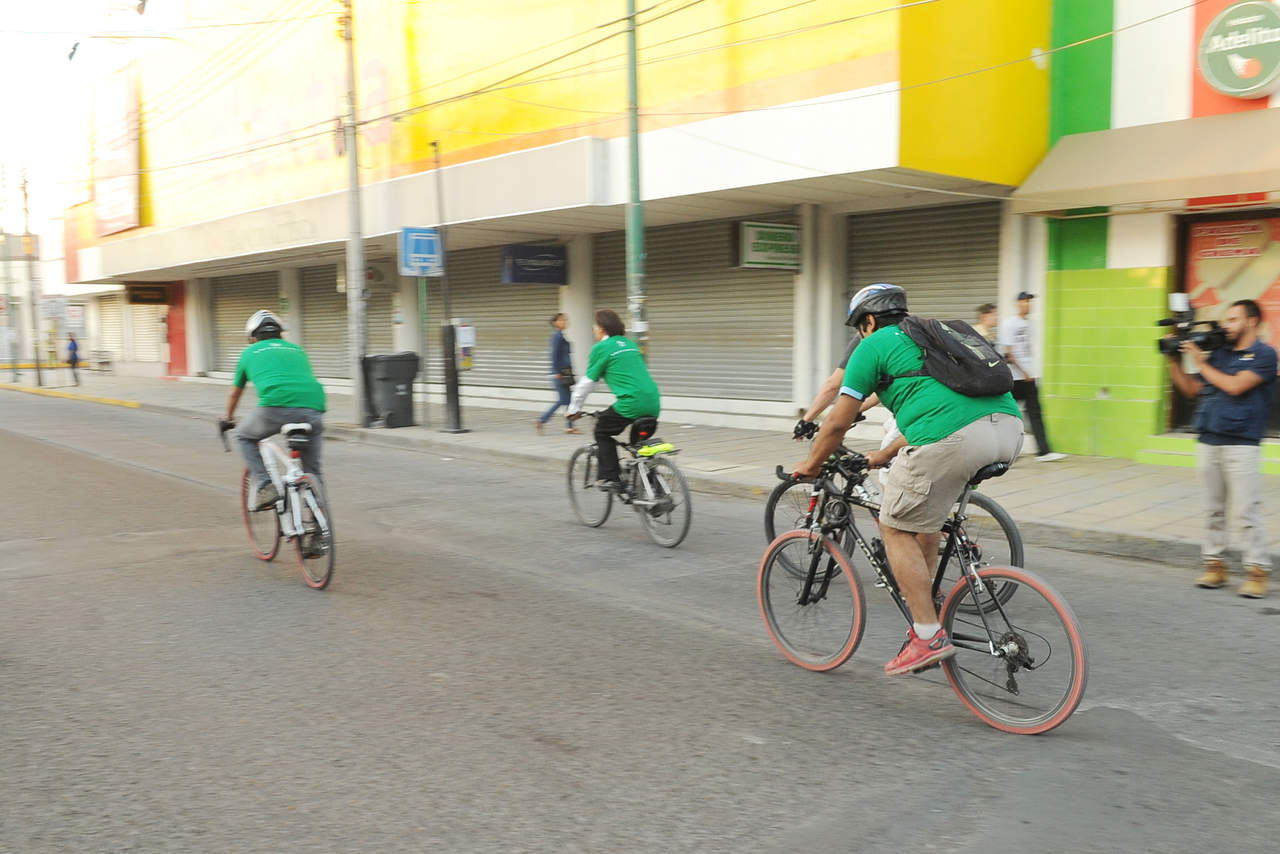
[566,412,692,548]
[756,450,1087,735]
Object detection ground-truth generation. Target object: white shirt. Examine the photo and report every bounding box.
[999,316,1034,381]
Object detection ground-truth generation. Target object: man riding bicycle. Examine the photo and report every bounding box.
[794,284,1023,676]
[224,310,327,511]
[566,308,661,493]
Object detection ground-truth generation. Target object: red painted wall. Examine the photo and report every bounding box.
[167,284,187,376]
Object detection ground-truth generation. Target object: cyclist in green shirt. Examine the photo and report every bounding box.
[566,308,661,492]
[794,284,1024,677]
[224,310,327,510]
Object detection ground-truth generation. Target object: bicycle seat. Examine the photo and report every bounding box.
[968,461,1009,486]
[282,423,313,436]
[282,422,314,452]
[628,416,660,446]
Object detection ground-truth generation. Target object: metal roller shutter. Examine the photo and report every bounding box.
[212,272,279,372]
[99,293,124,360]
[847,202,1001,320]
[421,246,561,388]
[130,303,166,362]
[593,214,795,401]
[300,264,395,378]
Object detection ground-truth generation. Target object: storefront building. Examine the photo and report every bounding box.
[65,1,1051,428]
[1017,0,1280,468]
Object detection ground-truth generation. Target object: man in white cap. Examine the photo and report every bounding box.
[1000,292,1066,462]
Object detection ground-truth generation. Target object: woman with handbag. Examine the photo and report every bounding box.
[535,313,579,434]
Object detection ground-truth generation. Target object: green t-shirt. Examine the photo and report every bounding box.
[585,335,660,419]
[840,324,1020,446]
[233,339,327,412]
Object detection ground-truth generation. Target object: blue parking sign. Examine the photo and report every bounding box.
[398,227,443,277]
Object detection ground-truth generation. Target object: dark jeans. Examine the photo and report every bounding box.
[1012,379,1051,456]
[68,359,79,385]
[594,406,636,483]
[538,379,571,425]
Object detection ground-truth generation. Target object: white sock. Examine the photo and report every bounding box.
[913,622,941,638]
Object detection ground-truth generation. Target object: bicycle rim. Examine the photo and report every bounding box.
[241,468,280,561]
[638,457,691,548]
[938,492,1022,613]
[293,478,335,590]
[757,531,865,672]
[940,567,1087,735]
[567,446,612,527]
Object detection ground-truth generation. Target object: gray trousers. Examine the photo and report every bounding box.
[238,406,325,487]
[1199,442,1269,571]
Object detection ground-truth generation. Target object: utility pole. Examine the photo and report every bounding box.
[21,172,42,387]
[339,0,367,425]
[432,140,465,433]
[625,0,648,355]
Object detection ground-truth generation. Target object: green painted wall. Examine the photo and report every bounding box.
[1049,0,1113,144]
[1048,212,1108,271]
[1042,267,1171,459]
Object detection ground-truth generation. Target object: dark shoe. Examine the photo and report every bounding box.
[252,482,279,511]
[299,532,326,558]
[885,628,955,676]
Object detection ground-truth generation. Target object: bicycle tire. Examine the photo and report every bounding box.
[292,477,335,590]
[638,456,692,548]
[939,566,1087,735]
[938,492,1022,613]
[757,531,866,672]
[567,445,612,527]
[763,478,868,574]
[241,467,280,561]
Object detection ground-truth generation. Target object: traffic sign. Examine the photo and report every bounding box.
[398,227,443,277]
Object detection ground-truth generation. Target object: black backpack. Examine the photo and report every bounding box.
[879,316,1013,397]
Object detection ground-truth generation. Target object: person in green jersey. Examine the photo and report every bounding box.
[224,310,327,511]
[794,284,1024,677]
[566,308,661,491]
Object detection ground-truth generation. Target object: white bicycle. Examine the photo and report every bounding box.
[220,419,335,589]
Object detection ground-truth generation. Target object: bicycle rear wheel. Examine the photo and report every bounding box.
[638,457,691,548]
[567,445,612,527]
[939,566,1087,735]
[292,476,335,590]
[937,492,1021,613]
[241,468,280,561]
[758,531,866,672]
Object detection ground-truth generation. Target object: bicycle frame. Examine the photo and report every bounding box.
[257,433,328,541]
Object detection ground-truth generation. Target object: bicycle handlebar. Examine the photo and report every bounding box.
[218,419,235,453]
[777,446,869,487]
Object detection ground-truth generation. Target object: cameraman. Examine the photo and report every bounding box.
[1166,299,1277,598]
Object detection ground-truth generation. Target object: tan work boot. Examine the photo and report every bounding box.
[1196,558,1229,589]
[1239,566,1269,599]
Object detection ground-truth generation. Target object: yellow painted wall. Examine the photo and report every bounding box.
[898,0,1051,186]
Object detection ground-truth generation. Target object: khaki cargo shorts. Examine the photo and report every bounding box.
[879,413,1024,534]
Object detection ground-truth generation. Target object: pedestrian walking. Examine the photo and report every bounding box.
[974,303,998,343]
[1166,299,1277,598]
[66,333,80,386]
[535,313,579,434]
[999,292,1066,462]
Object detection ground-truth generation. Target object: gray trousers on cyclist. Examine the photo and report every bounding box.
[237,406,325,488]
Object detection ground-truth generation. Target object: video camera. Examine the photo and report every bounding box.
[1156,293,1227,357]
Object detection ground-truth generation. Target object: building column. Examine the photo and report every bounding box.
[185,278,214,376]
[998,203,1047,374]
[280,267,303,347]
[561,235,594,373]
[392,274,419,354]
[792,204,820,413]
[816,207,848,372]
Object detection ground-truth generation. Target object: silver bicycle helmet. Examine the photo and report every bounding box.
[846,283,907,328]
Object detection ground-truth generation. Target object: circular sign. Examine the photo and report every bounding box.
[1198,0,1280,99]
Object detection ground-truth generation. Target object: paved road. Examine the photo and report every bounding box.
[2,395,1277,853]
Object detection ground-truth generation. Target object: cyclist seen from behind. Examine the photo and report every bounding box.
[566,309,661,493]
[224,310,327,510]
[794,284,1024,676]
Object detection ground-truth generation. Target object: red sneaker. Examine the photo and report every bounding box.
[884,628,955,676]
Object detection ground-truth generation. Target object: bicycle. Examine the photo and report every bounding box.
[764,444,1023,609]
[566,412,692,548]
[219,419,336,590]
[756,449,1087,735]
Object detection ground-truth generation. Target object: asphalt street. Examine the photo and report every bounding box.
[1,394,1277,853]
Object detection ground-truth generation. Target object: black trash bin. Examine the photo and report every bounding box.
[362,352,421,427]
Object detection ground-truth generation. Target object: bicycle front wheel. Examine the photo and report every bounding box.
[638,457,692,548]
[758,531,866,672]
[293,477,335,590]
[241,468,280,561]
[939,566,1087,735]
[567,445,613,527]
[938,492,1022,613]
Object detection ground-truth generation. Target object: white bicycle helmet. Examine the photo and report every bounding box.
[245,309,284,340]
[846,283,907,328]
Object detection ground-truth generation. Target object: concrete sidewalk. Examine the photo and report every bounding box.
[4,369,1278,569]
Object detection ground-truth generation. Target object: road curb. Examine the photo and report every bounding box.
[2,384,1204,565]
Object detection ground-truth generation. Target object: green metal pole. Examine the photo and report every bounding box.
[625,0,648,355]
[417,276,430,428]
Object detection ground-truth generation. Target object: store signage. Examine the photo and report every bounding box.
[398,227,443,277]
[502,244,568,285]
[1197,1,1280,99]
[40,297,68,320]
[738,221,801,270]
[126,285,168,305]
